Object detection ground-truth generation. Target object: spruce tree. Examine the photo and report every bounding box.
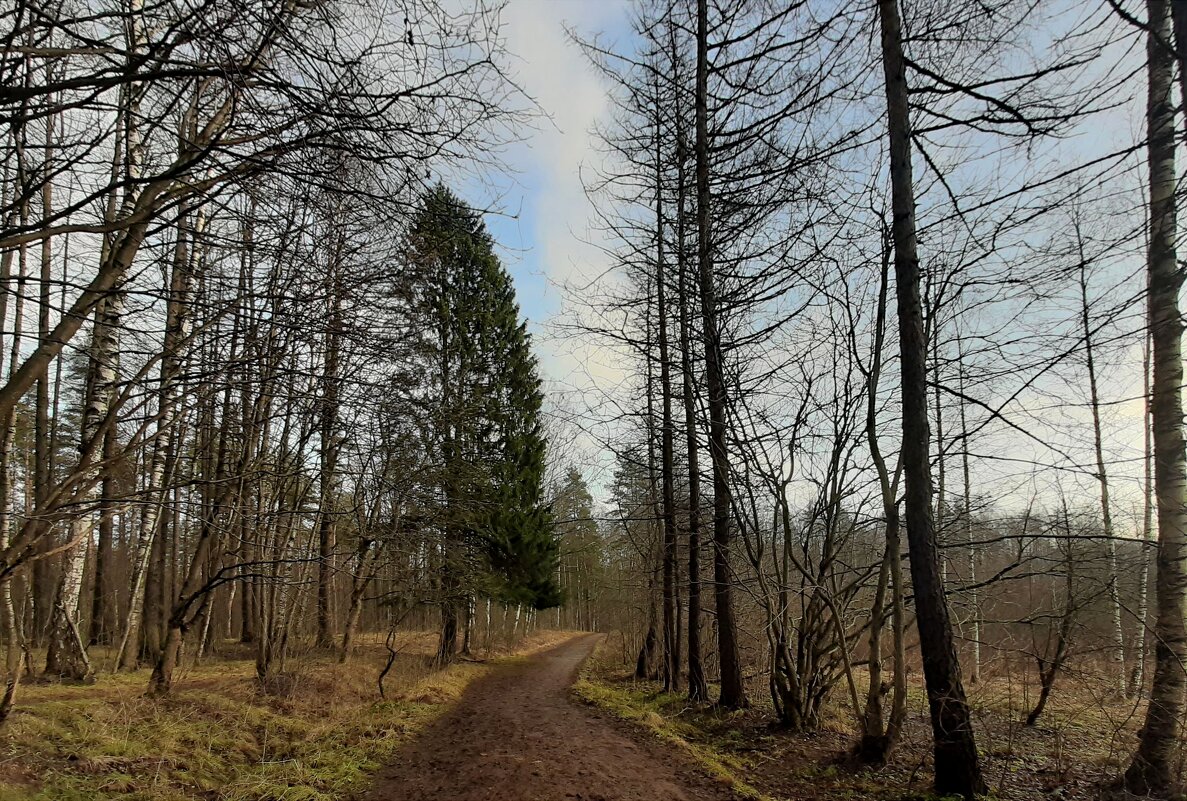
[406,186,560,663]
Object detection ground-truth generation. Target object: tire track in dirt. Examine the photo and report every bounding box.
[367,633,738,801]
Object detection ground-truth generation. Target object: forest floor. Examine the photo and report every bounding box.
[0,630,1153,801]
[575,637,1151,801]
[0,629,575,801]
[367,632,737,801]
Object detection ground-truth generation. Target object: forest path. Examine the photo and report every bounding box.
[367,632,738,801]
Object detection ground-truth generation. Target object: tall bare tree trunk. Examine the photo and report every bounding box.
[675,92,708,705]
[33,109,55,655]
[116,193,197,670]
[957,342,980,683]
[316,256,344,650]
[139,505,167,665]
[933,330,947,587]
[1078,249,1125,694]
[46,41,138,679]
[1122,2,1187,795]
[45,171,127,679]
[877,1,984,795]
[147,185,244,697]
[858,230,907,765]
[635,579,660,681]
[33,232,68,653]
[1130,333,1154,698]
[695,0,746,710]
[435,566,459,666]
[149,391,236,697]
[642,274,664,683]
[654,93,679,694]
[45,293,118,682]
[89,425,117,647]
[0,148,29,717]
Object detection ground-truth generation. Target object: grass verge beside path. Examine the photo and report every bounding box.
[571,638,776,801]
[571,637,1146,801]
[0,630,574,801]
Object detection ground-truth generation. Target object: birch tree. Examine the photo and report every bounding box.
[1120,1,1187,795]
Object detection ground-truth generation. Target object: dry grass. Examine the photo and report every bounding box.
[0,629,576,801]
[574,639,1161,801]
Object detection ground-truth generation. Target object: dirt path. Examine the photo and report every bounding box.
[367,633,738,801]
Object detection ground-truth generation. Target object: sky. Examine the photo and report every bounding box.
[458,0,1152,520]
[481,0,630,333]
[467,0,636,492]
[462,0,631,358]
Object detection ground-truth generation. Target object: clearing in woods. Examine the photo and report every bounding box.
[368,633,736,801]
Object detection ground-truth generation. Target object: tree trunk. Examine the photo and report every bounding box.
[0,170,28,719]
[33,113,54,655]
[484,598,491,649]
[435,568,459,667]
[139,511,166,666]
[461,596,474,657]
[1078,249,1125,694]
[932,327,947,587]
[635,593,660,681]
[89,426,117,646]
[315,264,343,649]
[676,105,708,705]
[117,195,197,670]
[148,327,237,695]
[46,290,120,682]
[341,591,364,663]
[957,343,980,684]
[1027,513,1076,727]
[240,563,257,644]
[858,236,906,765]
[1123,2,1187,795]
[877,1,984,795]
[1130,333,1154,698]
[149,469,230,695]
[695,0,746,710]
[654,95,679,694]
[149,623,183,696]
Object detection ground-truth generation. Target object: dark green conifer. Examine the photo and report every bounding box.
[406,185,561,662]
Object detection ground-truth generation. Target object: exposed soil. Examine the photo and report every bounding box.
[367,633,738,801]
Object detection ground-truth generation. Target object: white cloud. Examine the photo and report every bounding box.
[497,0,635,494]
[501,0,622,281]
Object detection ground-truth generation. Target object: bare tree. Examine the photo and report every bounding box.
[876,0,984,795]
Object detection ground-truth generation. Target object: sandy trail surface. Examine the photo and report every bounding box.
[367,633,738,801]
